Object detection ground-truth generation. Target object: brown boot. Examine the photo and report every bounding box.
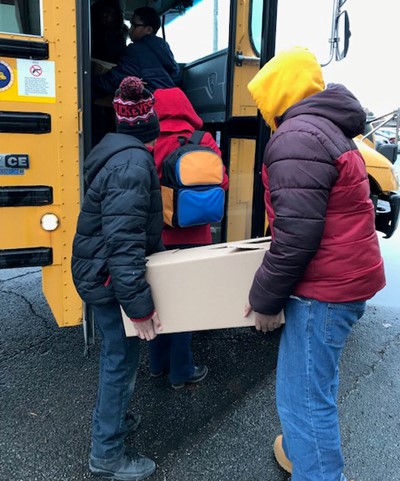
[273,435,293,473]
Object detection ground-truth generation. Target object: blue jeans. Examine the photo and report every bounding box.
[276,296,366,481]
[149,332,194,385]
[91,301,140,461]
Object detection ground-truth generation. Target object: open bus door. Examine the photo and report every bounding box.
[176,0,351,243]
[172,0,277,243]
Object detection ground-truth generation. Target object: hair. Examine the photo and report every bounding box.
[133,7,161,34]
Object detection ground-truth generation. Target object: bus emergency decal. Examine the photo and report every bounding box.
[0,59,56,104]
[17,59,56,101]
[0,61,14,92]
[0,154,29,176]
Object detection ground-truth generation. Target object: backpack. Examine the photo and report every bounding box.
[161,130,225,228]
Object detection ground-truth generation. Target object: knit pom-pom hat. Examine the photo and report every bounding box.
[112,76,160,143]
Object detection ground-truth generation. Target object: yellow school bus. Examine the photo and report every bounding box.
[0,0,398,333]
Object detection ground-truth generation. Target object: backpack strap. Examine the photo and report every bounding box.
[177,135,187,146]
[189,130,206,145]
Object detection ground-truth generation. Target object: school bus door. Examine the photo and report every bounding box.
[226,0,278,241]
[0,0,83,327]
[180,0,275,242]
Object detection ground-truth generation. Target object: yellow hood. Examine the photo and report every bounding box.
[248,47,325,131]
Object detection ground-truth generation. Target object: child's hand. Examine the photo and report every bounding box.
[244,304,253,317]
[254,310,285,333]
[134,312,162,341]
[151,311,163,334]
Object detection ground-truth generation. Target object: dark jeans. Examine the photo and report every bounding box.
[149,332,194,385]
[91,301,140,461]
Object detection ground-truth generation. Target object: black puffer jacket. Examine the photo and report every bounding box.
[93,35,181,96]
[72,133,164,319]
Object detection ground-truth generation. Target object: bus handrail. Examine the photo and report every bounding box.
[235,51,260,67]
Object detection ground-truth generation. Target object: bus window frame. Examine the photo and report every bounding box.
[0,0,44,37]
[249,0,262,57]
[161,0,230,64]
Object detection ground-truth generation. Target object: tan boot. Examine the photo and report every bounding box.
[273,435,293,474]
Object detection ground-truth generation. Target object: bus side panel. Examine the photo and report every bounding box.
[0,0,82,327]
[41,1,83,327]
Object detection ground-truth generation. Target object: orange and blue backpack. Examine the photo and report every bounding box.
[161,130,225,228]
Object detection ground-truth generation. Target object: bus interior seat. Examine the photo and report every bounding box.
[182,48,228,124]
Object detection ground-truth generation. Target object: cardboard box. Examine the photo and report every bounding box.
[122,237,271,336]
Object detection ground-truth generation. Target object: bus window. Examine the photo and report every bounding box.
[250,0,262,56]
[275,0,331,60]
[162,0,230,63]
[251,0,332,60]
[0,0,41,36]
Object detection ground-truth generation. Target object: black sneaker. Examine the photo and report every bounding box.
[89,453,156,481]
[126,413,142,433]
[171,365,208,390]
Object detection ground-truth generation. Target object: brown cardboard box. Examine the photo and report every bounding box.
[122,237,271,336]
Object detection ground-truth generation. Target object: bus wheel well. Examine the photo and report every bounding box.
[368,175,382,197]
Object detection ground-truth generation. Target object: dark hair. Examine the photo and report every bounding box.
[133,7,161,34]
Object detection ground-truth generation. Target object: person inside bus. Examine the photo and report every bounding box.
[92,6,181,98]
[71,76,164,481]
[148,87,229,389]
[91,0,129,64]
[244,47,385,481]
[91,0,129,145]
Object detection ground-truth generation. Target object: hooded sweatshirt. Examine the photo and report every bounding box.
[247,47,385,315]
[153,87,229,246]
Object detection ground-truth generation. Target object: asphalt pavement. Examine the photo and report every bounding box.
[0,264,399,481]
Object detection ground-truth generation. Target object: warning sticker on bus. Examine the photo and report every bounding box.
[17,59,56,100]
[0,59,56,103]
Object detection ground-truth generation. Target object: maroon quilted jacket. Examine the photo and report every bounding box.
[249,83,386,315]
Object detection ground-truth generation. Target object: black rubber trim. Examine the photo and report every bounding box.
[0,38,49,59]
[0,111,51,134]
[0,247,53,268]
[0,186,53,207]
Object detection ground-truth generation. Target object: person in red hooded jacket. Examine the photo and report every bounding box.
[149,87,229,389]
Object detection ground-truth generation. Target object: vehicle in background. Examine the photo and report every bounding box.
[374,132,391,149]
[376,127,400,153]
[357,108,400,239]
[371,110,399,162]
